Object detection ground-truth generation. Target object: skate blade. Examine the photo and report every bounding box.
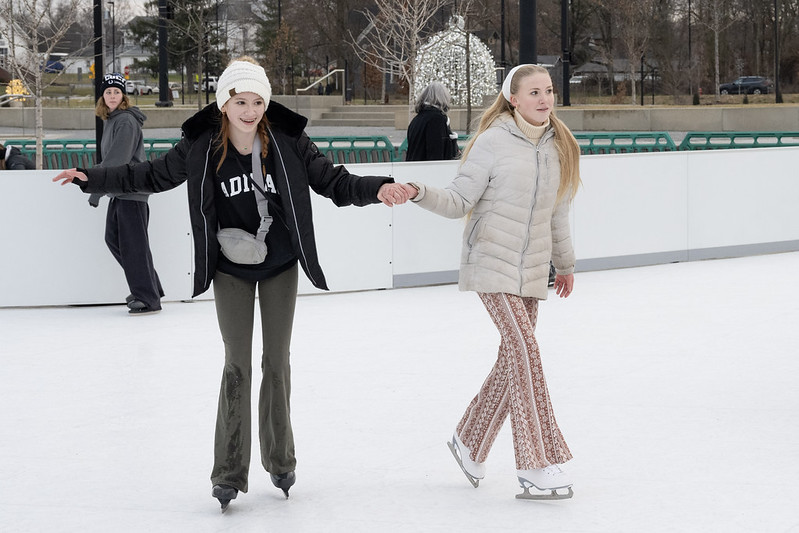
[515,485,574,501]
[447,440,479,488]
[219,499,231,513]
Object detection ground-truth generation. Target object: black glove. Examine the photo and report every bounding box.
[88,193,102,208]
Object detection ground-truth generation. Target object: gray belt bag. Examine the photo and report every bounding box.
[217,137,273,264]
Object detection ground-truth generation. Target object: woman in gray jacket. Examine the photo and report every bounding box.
[403,64,581,500]
[92,73,163,315]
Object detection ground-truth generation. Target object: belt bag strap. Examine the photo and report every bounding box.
[250,136,273,242]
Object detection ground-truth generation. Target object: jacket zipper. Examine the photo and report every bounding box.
[267,127,318,287]
[518,136,548,292]
[200,138,213,291]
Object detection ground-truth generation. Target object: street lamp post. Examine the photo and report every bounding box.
[688,0,692,96]
[108,1,115,72]
[774,0,782,103]
[500,0,506,72]
[561,0,570,106]
[519,0,537,64]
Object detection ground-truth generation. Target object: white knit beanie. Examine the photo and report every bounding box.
[215,60,272,110]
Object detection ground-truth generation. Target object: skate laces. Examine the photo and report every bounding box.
[542,464,564,476]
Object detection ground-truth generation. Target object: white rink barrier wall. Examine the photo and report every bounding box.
[2,147,798,307]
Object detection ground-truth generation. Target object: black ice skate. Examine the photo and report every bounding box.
[212,484,238,512]
[270,472,296,499]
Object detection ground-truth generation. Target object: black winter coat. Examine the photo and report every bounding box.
[78,101,393,296]
[405,105,459,161]
[3,146,35,170]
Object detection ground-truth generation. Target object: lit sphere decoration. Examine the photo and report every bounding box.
[414,16,497,106]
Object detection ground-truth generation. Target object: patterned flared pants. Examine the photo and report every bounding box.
[456,292,572,470]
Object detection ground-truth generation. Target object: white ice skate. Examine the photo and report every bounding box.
[515,464,574,501]
[447,433,486,488]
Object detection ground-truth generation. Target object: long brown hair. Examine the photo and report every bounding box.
[214,113,270,172]
[94,93,131,120]
[462,64,581,204]
[214,56,270,172]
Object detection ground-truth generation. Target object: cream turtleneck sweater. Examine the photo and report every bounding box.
[513,113,550,145]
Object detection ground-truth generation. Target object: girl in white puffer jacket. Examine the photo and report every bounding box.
[404,64,582,499]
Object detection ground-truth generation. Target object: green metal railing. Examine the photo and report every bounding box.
[7,138,179,169]
[678,131,799,151]
[575,132,678,154]
[5,131,799,170]
[311,136,395,164]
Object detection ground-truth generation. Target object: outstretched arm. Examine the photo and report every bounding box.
[53,169,88,185]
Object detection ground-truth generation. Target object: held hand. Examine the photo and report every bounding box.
[554,273,574,298]
[377,183,411,207]
[401,183,419,200]
[52,168,88,186]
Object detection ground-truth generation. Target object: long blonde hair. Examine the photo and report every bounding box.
[214,56,270,172]
[462,64,581,204]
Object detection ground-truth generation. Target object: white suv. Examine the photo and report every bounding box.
[125,79,155,95]
[193,76,218,93]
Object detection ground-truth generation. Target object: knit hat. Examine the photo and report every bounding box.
[215,60,272,110]
[101,73,127,94]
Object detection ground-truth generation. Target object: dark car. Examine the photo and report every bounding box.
[719,76,772,95]
[42,60,65,73]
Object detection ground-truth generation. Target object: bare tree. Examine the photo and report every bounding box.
[262,24,300,95]
[586,0,616,96]
[0,0,88,169]
[349,0,449,106]
[692,0,740,99]
[598,0,657,104]
[149,0,223,110]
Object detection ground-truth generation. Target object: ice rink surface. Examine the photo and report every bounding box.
[2,252,798,533]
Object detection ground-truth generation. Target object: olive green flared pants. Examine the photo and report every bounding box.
[210,264,298,493]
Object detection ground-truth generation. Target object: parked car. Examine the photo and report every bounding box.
[719,76,772,95]
[569,75,586,85]
[193,76,218,93]
[42,59,65,73]
[125,79,155,95]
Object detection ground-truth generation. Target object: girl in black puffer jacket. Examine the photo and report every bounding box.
[54,57,411,511]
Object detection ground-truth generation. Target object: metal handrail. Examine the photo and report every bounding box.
[296,69,344,94]
[0,94,34,105]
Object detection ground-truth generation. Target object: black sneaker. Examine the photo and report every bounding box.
[270,472,296,499]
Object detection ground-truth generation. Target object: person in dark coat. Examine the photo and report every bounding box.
[0,143,35,170]
[405,81,460,161]
[53,56,411,512]
[90,73,163,315]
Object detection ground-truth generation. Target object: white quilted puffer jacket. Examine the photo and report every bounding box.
[412,114,576,300]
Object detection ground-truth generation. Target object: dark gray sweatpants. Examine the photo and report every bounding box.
[210,264,298,493]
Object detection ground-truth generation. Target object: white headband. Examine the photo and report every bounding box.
[501,64,531,102]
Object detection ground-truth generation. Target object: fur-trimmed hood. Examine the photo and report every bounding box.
[181,101,307,141]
